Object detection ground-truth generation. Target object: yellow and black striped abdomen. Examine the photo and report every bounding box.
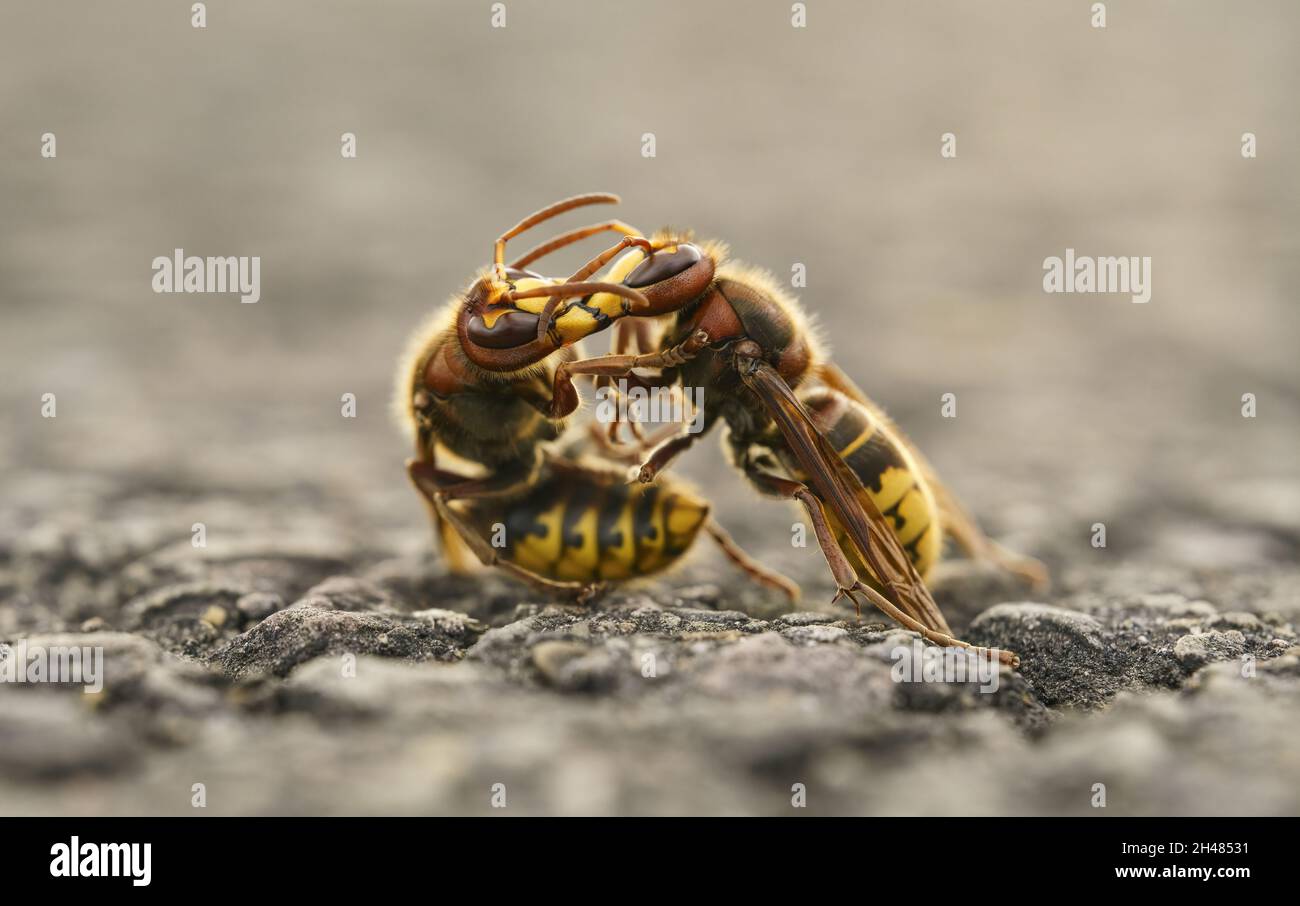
[453,463,708,583]
[790,390,942,578]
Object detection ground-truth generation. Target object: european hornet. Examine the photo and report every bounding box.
[394,195,797,602]
[538,207,1049,666]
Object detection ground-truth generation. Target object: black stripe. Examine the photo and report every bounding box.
[503,479,562,553]
[881,484,917,534]
[575,295,612,330]
[632,484,660,548]
[596,481,630,550]
[845,435,907,495]
[561,480,599,550]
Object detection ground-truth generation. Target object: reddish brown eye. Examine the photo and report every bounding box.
[467,310,541,348]
[625,244,702,288]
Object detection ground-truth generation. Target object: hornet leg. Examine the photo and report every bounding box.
[740,462,1019,668]
[406,460,601,603]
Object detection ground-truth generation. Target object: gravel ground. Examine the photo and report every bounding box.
[2,1,1298,815]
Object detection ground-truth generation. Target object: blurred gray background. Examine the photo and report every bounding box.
[3,0,1296,515]
[2,1,1298,816]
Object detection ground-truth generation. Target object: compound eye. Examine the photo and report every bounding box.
[625,243,702,288]
[466,309,541,348]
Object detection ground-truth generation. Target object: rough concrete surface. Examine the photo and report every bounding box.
[2,2,1298,815]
